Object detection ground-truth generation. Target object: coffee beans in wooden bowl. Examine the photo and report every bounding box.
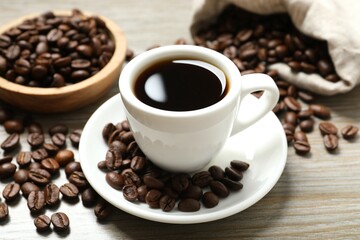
[0,9,127,113]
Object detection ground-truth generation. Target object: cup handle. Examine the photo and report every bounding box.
[231,73,279,135]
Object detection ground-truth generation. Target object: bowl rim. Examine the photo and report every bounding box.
[0,10,126,96]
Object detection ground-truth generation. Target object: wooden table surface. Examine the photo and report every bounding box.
[1,1,360,239]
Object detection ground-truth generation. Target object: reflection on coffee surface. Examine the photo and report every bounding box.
[134,59,228,111]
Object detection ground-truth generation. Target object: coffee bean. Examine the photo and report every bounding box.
[309,104,331,119]
[284,111,298,125]
[31,148,49,162]
[181,185,202,200]
[102,123,116,142]
[0,162,16,179]
[230,160,250,172]
[143,175,164,190]
[27,132,45,148]
[81,187,98,207]
[60,183,79,199]
[27,122,43,134]
[0,202,9,221]
[27,190,45,213]
[123,184,139,202]
[34,214,51,232]
[13,169,29,184]
[21,182,40,198]
[68,171,88,189]
[3,119,24,133]
[2,182,20,201]
[293,140,311,155]
[1,133,20,152]
[299,119,315,132]
[210,180,230,198]
[294,131,308,142]
[298,91,315,103]
[171,173,190,193]
[297,109,313,120]
[44,183,60,206]
[341,125,359,140]
[6,44,21,60]
[106,171,124,190]
[69,129,82,148]
[192,171,213,188]
[202,192,219,208]
[284,96,302,112]
[51,133,66,148]
[49,124,68,136]
[178,198,200,212]
[323,134,338,151]
[97,160,107,170]
[65,161,82,177]
[41,158,60,174]
[145,189,162,208]
[55,149,74,166]
[29,168,51,185]
[51,212,69,232]
[16,151,31,167]
[225,167,243,181]
[94,200,112,220]
[0,155,12,165]
[43,143,59,156]
[131,156,147,172]
[208,165,225,180]
[319,122,338,136]
[159,195,176,212]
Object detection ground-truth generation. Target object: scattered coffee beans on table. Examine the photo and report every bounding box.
[0,9,115,87]
[99,120,250,212]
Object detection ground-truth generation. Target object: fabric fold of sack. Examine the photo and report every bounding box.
[190,0,360,96]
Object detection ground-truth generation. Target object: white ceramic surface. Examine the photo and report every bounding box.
[79,94,287,224]
[119,45,279,172]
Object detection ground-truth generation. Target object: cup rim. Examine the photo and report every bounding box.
[119,45,241,118]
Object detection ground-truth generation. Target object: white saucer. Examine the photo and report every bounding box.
[79,94,287,224]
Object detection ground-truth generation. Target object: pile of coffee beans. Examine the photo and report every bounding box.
[186,5,359,155]
[0,106,114,231]
[99,120,249,212]
[0,9,115,87]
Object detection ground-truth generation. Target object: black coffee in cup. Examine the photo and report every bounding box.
[134,59,228,111]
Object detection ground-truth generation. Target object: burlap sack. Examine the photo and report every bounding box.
[190,0,360,96]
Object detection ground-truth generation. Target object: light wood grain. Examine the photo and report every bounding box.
[1,1,360,239]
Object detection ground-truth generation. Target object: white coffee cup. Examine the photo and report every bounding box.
[119,45,279,172]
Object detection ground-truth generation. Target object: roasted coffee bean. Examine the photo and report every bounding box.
[137,185,148,203]
[105,149,122,170]
[81,187,98,207]
[102,123,117,142]
[208,165,225,180]
[3,119,24,133]
[122,184,138,202]
[2,182,20,201]
[16,151,32,167]
[48,124,68,136]
[220,178,243,191]
[192,171,213,188]
[0,155,12,164]
[44,183,60,206]
[6,44,21,60]
[225,167,243,181]
[51,133,66,147]
[145,189,162,208]
[143,175,164,190]
[0,162,16,179]
[1,133,20,152]
[13,169,29,184]
[121,169,142,187]
[106,171,124,190]
[97,160,107,170]
[119,131,135,144]
[298,91,315,103]
[43,143,59,156]
[230,160,250,172]
[0,202,9,221]
[27,122,43,133]
[294,131,308,142]
[131,156,147,172]
[309,104,331,119]
[284,111,298,125]
[319,122,338,136]
[341,125,359,140]
[68,171,88,189]
[299,119,315,133]
[126,141,144,158]
[21,182,40,198]
[29,168,51,185]
[178,198,200,212]
[159,195,176,212]
[27,133,45,148]
[69,129,82,148]
[27,190,45,213]
[55,149,74,166]
[171,173,190,193]
[210,180,230,198]
[34,214,51,232]
[40,158,60,174]
[284,96,302,112]
[297,109,313,120]
[60,183,79,199]
[293,140,311,155]
[109,140,127,155]
[94,199,112,220]
[202,191,219,208]
[181,185,202,200]
[31,148,49,162]
[323,134,338,151]
[65,161,82,177]
[51,212,70,232]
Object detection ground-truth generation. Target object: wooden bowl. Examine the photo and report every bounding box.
[0,11,127,113]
